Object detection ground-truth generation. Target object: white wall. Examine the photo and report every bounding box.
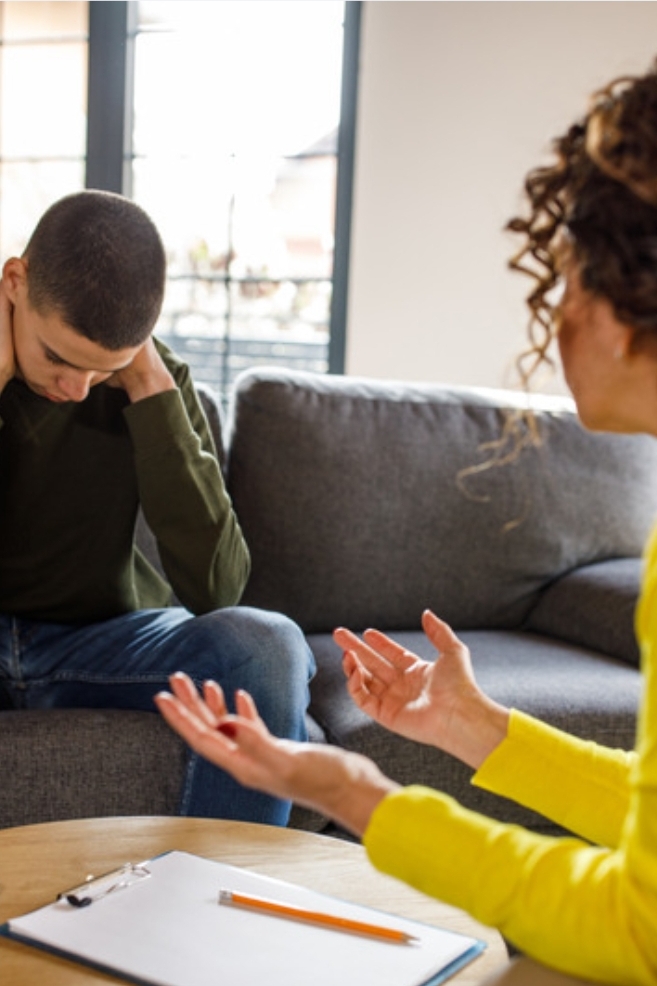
[346,1,657,390]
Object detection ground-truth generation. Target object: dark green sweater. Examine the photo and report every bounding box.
[0,341,250,623]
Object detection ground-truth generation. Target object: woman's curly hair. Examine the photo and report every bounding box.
[510,60,657,385]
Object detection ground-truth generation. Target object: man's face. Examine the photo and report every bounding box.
[6,260,140,403]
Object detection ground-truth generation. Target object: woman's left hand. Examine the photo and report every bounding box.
[335,611,509,769]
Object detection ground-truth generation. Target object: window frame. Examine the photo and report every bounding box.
[85,0,360,376]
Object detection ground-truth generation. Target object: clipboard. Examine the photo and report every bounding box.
[0,850,486,986]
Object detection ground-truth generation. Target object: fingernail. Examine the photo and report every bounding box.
[217,722,237,738]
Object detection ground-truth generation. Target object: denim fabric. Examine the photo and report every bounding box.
[0,606,315,825]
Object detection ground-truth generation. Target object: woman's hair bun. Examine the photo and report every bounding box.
[585,69,657,208]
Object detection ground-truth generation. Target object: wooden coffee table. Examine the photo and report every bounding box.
[0,815,507,984]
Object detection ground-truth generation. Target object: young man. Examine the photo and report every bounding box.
[0,190,314,825]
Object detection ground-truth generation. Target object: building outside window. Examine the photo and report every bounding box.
[0,0,356,398]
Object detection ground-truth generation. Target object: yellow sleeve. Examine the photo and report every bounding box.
[473,709,635,848]
[364,782,655,985]
[363,530,657,986]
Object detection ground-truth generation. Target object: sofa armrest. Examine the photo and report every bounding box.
[525,558,641,667]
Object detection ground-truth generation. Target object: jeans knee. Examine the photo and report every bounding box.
[188,608,313,739]
[191,607,314,684]
[234,607,313,681]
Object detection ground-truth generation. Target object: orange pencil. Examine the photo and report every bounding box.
[218,889,419,945]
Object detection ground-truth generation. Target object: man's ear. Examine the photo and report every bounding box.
[3,257,28,304]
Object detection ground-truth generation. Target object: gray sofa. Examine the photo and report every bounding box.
[2,367,655,836]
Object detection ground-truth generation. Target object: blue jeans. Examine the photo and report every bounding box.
[0,606,315,826]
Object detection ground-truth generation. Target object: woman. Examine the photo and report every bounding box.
[155,63,657,985]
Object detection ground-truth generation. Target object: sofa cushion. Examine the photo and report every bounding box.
[307,628,642,834]
[0,708,327,831]
[525,557,642,667]
[0,709,188,828]
[227,368,657,633]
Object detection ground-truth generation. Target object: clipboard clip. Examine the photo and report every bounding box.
[57,862,151,908]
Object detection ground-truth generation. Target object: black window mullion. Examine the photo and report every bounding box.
[329,0,361,375]
[86,1,136,195]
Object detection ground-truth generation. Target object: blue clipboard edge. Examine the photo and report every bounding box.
[424,940,487,986]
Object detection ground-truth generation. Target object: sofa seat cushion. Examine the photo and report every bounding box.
[228,369,657,634]
[0,709,189,829]
[307,628,641,834]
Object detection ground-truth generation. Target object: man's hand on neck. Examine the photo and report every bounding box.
[107,337,176,403]
[0,280,16,395]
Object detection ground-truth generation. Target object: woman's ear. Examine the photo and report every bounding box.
[2,257,27,303]
[624,324,657,361]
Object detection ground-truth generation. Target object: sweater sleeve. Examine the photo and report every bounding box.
[363,531,657,986]
[364,780,655,985]
[473,710,635,848]
[123,372,250,614]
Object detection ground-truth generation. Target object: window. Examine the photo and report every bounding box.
[0,1,87,257]
[0,0,359,398]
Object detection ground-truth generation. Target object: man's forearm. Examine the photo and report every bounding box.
[126,388,250,611]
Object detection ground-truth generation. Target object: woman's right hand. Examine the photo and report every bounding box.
[334,610,510,770]
[155,673,398,837]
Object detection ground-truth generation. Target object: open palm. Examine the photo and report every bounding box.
[155,673,396,836]
[334,610,491,764]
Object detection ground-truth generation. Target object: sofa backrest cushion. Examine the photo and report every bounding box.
[524,557,642,666]
[226,368,657,634]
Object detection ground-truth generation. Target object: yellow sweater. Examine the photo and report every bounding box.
[363,529,657,985]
